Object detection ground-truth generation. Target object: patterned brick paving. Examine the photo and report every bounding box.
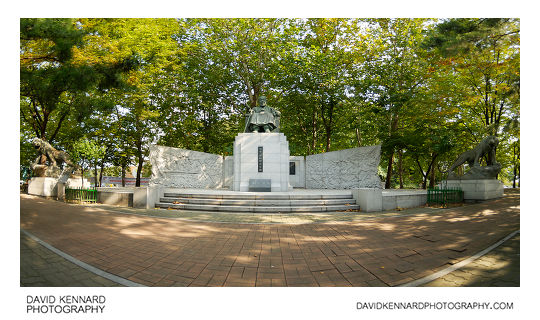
[422,233,520,287]
[20,231,123,287]
[20,192,519,287]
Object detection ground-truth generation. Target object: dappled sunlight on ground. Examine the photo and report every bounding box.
[20,192,520,287]
[350,221,397,232]
[478,209,497,216]
[423,234,519,287]
[119,229,157,237]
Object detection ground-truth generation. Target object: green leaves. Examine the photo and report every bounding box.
[20,18,520,188]
[71,137,106,169]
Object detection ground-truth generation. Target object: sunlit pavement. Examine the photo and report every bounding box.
[20,190,519,287]
[422,233,519,287]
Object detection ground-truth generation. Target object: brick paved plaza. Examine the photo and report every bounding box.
[20,191,520,287]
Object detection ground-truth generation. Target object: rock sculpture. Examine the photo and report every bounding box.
[446,135,501,180]
[30,138,76,179]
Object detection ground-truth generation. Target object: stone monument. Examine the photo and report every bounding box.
[27,138,88,197]
[234,96,290,192]
[443,135,503,200]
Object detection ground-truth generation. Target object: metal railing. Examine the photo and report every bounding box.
[65,187,97,203]
[427,186,464,206]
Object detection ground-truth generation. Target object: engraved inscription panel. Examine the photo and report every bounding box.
[258,146,263,172]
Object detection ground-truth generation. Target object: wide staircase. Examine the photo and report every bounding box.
[155,190,359,213]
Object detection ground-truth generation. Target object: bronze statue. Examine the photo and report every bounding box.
[244,96,281,133]
[446,135,501,180]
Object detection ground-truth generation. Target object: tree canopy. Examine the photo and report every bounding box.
[20,18,520,188]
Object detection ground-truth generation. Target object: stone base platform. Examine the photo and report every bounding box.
[155,188,358,213]
[28,177,91,197]
[139,187,430,213]
[28,177,60,197]
[441,179,504,201]
[351,188,427,212]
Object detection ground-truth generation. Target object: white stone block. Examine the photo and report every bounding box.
[222,156,234,188]
[28,177,59,197]
[232,133,290,192]
[133,185,162,209]
[440,179,503,200]
[351,188,383,212]
[133,187,148,208]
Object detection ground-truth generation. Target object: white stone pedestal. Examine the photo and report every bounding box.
[233,133,291,192]
[28,177,60,197]
[28,177,91,197]
[133,185,163,209]
[441,179,504,200]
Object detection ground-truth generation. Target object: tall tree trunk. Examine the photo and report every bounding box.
[99,159,105,187]
[136,140,143,187]
[429,159,436,188]
[136,155,143,188]
[513,165,516,188]
[415,157,426,189]
[355,127,362,147]
[80,157,85,188]
[398,149,403,189]
[321,100,335,153]
[310,111,317,154]
[325,130,331,152]
[93,163,98,188]
[99,167,104,187]
[385,153,394,189]
[384,114,399,189]
[136,161,143,187]
[421,153,437,189]
[518,165,520,188]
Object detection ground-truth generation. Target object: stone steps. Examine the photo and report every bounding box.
[163,192,353,200]
[156,191,359,213]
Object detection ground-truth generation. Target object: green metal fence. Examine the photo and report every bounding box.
[427,187,464,206]
[65,187,97,203]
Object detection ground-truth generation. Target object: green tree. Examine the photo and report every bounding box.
[359,18,436,188]
[423,18,520,179]
[275,19,365,154]
[156,18,289,154]
[71,137,106,187]
[20,18,136,154]
[83,18,180,185]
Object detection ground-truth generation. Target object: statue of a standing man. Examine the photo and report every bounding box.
[245,96,281,133]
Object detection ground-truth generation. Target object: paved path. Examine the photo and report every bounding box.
[20,191,519,287]
[422,233,520,287]
[20,231,123,287]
